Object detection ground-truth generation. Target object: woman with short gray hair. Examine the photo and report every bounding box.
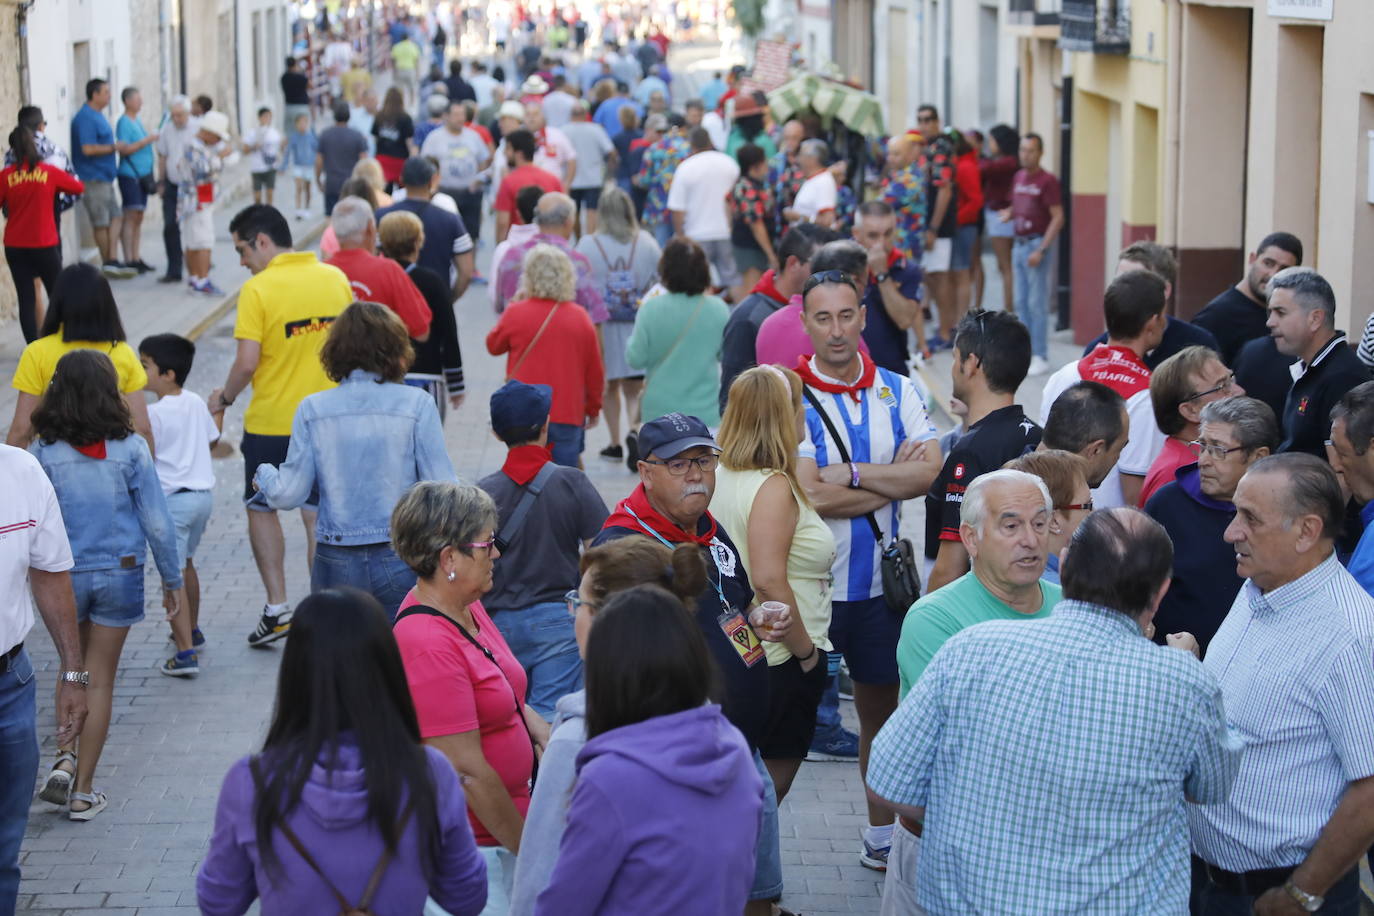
[575,186,661,464]
[390,481,548,911]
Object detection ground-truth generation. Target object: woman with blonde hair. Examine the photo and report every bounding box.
[711,364,836,801]
[574,186,661,465]
[351,157,394,208]
[486,244,604,467]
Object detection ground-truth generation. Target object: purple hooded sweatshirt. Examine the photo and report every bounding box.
[534,704,763,915]
[197,740,488,916]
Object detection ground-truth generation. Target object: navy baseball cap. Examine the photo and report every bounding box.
[490,380,552,432]
[638,413,717,459]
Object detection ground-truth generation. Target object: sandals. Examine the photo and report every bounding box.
[37,751,76,805]
[68,790,107,822]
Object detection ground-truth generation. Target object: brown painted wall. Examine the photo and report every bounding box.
[1070,193,1107,345]
[1175,247,1243,321]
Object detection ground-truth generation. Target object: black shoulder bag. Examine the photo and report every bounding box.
[492,461,557,554]
[803,387,922,615]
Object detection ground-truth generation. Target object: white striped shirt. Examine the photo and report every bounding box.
[1188,552,1374,870]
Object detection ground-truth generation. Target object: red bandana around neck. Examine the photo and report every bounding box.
[795,353,877,403]
[603,484,718,546]
[74,441,107,459]
[750,269,788,305]
[502,444,553,486]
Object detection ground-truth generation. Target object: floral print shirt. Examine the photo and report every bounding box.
[634,134,690,229]
[882,164,928,262]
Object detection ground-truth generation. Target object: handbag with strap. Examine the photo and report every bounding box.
[248,758,412,916]
[394,605,540,788]
[802,387,922,615]
[506,302,560,382]
[493,461,557,554]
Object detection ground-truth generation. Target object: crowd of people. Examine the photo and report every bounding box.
[4,10,1374,916]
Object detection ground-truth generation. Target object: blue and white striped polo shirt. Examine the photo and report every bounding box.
[798,357,937,602]
[1188,552,1374,871]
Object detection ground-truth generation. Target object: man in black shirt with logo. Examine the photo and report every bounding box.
[925,310,1042,592]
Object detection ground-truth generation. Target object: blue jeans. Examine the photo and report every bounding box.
[312,542,416,619]
[487,602,582,720]
[545,422,585,468]
[749,749,784,901]
[0,648,37,916]
[1013,235,1053,359]
[813,649,843,738]
[651,220,674,249]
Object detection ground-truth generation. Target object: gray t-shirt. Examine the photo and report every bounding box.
[575,230,662,322]
[561,121,615,190]
[477,463,608,611]
[316,124,369,195]
[420,126,489,193]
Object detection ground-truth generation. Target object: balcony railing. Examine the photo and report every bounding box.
[1059,0,1130,53]
[1008,0,1062,27]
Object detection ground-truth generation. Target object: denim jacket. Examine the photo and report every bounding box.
[29,436,184,587]
[255,370,457,545]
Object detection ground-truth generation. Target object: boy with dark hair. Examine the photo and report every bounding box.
[140,333,221,677]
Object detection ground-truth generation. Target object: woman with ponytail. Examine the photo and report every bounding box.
[1,126,85,341]
[507,539,709,915]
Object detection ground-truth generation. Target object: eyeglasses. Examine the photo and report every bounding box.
[564,589,599,615]
[460,539,498,556]
[1187,440,1248,460]
[1056,500,1093,512]
[916,114,937,123]
[802,269,858,296]
[642,453,720,476]
[1183,373,1237,403]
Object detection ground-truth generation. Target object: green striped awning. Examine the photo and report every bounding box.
[767,75,886,138]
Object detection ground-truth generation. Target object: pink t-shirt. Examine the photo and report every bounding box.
[393,593,533,846]
[1138,436,1196,508]
[754,297,870,369]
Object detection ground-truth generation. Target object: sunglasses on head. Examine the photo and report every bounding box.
[802,269,858,296]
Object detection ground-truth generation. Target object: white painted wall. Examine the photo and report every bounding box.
[235,0,294,134]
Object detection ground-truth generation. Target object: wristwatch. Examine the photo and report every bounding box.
[874,271,890,284]
[59,670,90,688]
[217,391,235,409]
[1283,879,1323,912]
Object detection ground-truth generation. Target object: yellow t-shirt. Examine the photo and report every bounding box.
[711,466,836,666]
[233,251,353,436]
[391,40,421,73]
[12,334,148,396]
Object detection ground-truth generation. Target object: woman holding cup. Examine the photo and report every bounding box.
[712,365,836,801]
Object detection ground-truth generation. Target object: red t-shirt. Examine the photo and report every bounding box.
[0,163,84,248]
[494,164,564,219]
[485,297,604,424]
[1010,167,1062,238]
[954,152,985,226]
[393,595,533,847]
[326,247,433,339]
[468,123,494,146]
[1138,436,1196,508]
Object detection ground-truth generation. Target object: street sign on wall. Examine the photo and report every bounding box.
[1267,0,1333,20]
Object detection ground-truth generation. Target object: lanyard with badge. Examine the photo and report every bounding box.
[623,504,765,667]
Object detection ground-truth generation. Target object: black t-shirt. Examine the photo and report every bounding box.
[400,261,463,387]
[478,465,608,610]
[595,523,768,751]
[1191,287,1269,366]
[1280,334,1371,458]
[376,198,470,283]
[1233,336,1298,423]
[445,75,476,103]
[924,405,1043,559]
[281,71,310,106]
[372,114,414,159]
[1083,315,1221,370]
[860,258,923,375]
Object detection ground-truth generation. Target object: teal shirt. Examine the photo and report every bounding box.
[626,291,731,427]
[898,572,1060,697]
[726,130,778,161]
[116,115,153,179]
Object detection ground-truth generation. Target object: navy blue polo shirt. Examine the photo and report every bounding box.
[861,254,923,375]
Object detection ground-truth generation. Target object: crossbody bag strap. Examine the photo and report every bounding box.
[506,302,560,381]
[801,386,886,545]
[249,758,353,913]
[498,461,558,548]
[356,805,414,910]
[653,298,706,372]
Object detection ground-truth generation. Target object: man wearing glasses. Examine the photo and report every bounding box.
[1138,346,1244,507]
[1143,395,1278,651]
[794,270,941,872]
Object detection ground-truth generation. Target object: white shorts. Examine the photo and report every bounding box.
[880,821,928,916]
[923,237,952,273]
[181,207,215,251]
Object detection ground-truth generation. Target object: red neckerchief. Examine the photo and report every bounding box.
[74,442,107,459]
[795,353,877,403]
[501,444,552,486]
[1077,344,1152,398]
[750,269,787,306]
[603,484,718,546]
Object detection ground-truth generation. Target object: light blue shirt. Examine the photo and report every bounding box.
[253,370,457,545]
[1188,552,1374,871]
[1345,500,1374,595]
[116,114,153,178]
[870,600,1240,914]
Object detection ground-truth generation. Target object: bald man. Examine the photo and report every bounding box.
[881,132,928,263]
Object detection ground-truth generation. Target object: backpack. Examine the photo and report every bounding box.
[592,234,644,322]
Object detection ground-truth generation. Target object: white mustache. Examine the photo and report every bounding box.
[681,483,711,497]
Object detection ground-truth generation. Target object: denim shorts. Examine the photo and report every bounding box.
[166,488,213,562]
[242,432,319,509]
[117,174,148,211]
[71,567,146,628]
[829,595,901,685]
[950,222,979,271]
[546,422,585,468]
[749,748,784,901]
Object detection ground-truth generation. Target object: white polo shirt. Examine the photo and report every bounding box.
[0,445,74,654]
[792,170,838,223]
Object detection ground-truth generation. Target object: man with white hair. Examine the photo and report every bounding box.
[524,99,577,191]
[493,192,608,320]
[324,198,431,341]
[155,94,197,283]
[785,139,838,229]
[172,109,231,296]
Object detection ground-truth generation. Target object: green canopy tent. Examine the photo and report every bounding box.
[765,74,886,139]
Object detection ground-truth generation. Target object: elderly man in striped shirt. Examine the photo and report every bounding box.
[1190,452,1374,914]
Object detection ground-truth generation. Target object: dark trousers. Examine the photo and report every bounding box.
[449,188,484,244]
[162,182,182,278]
[1190,857,1361,915]
[4,245,61,342]
[324,191,339,216]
